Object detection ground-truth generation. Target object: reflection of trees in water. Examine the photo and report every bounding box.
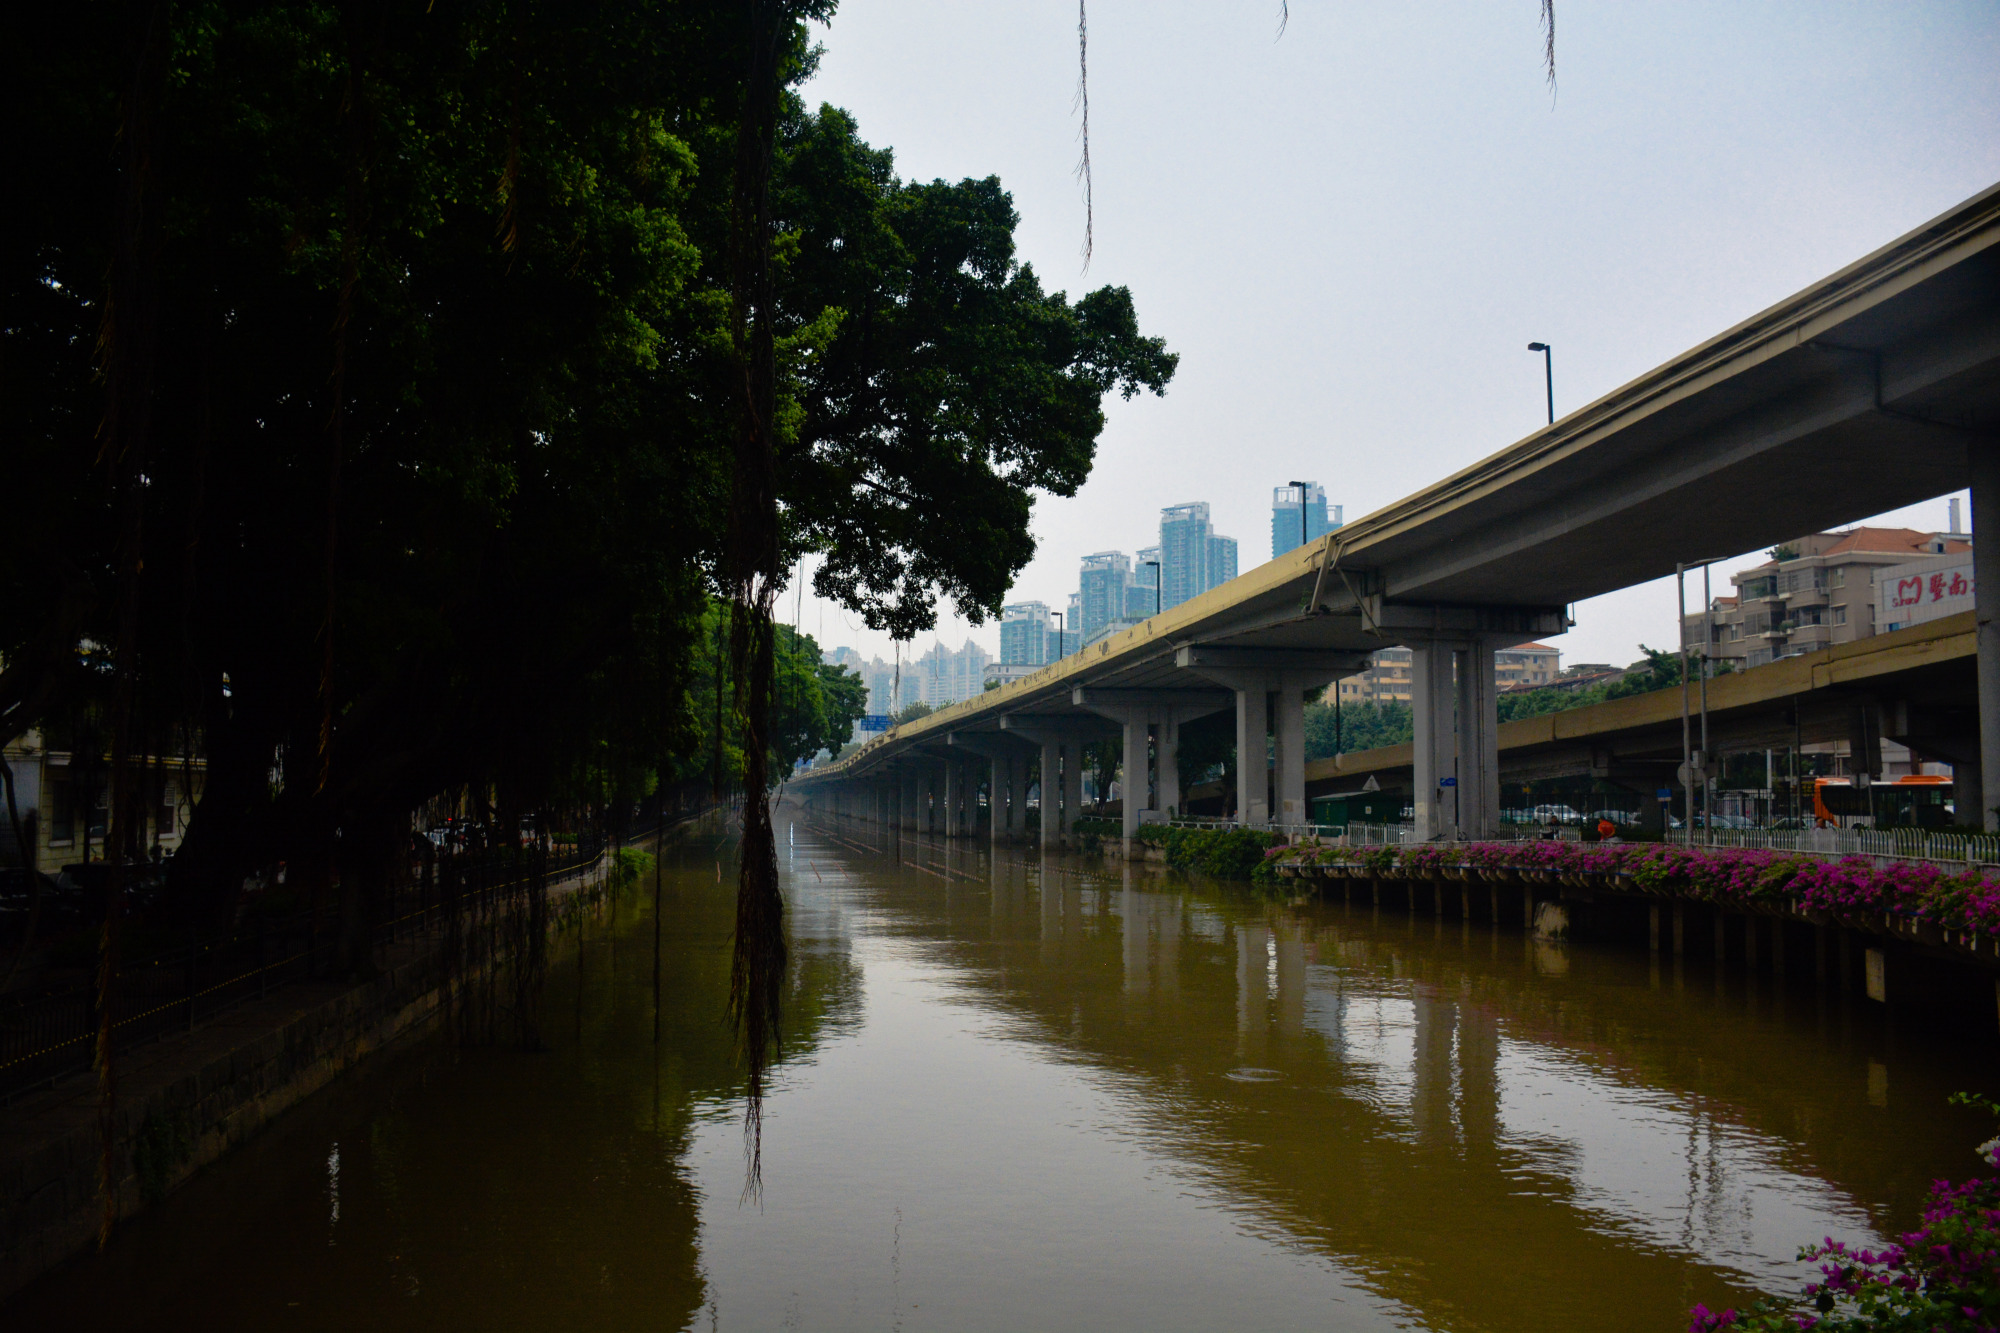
[4,844,864,1332]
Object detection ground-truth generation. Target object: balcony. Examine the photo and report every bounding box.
[1783,586,1829,606]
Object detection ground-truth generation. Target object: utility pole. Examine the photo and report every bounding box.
[1678,563,1693,836]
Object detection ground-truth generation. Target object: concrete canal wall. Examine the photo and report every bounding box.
[0,938,458,1299]
[0,820,711,1302]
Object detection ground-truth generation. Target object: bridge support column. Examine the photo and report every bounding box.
[1974,442,2000,829]
[1063,742,1085,844]
[1177,653,1361,830]
[1005,751,1027,843]
[1234,679,1272,825]
[1036,742,1057,851]
[1002,718,1115,852]
[960,760,974,837]
[1410,639,1502,842]
[1274,683,1307,827]
[1071,694,1222,851]
[990,753,1010,852]
[1412,645,1456,841]
[1120,716,1147,849]
[945,758,960,836]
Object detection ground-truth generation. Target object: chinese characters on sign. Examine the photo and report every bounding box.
[1878,557,1975,633]
[1890,568,1973,609]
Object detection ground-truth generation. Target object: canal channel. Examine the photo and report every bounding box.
[6,815,1992,1331]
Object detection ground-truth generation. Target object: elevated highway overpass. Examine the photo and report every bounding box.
[794,181,2000,848]
[1304,610,1977,818]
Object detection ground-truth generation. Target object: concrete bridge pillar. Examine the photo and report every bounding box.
[1029,741,1055,850]
[1073,691,1223,849]
[1001,718,1111,852]
[1409,639,1501,842]
[1061,741,1085,845]
[1273,683,1308,827]
[1175,651,1362,830]
[990,752,1011,852]
[1974,443,2000,829]
[1233,678,1273,826]
[943,754,966,841]
[1004,750,1027,843]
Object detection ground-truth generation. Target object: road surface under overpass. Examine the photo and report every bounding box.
[793,181,2000,848]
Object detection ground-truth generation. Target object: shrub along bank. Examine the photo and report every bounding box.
[1267,839,2000,937]
[1071,821,1286,881]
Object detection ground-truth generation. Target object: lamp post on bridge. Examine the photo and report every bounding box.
[1288,480,1311,554]
[1527,343,1553,425]
[1141,560,1160,615]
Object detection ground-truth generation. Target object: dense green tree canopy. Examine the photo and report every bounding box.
[0,2,1173,926]
[775,106,1178,638]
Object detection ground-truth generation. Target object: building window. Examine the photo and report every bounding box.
[50,775,74,843]
[156,779,177,838]
[1833,605,1847,625]
[1829,568,1845,588]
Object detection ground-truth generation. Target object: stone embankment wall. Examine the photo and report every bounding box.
[0,818,710,1301]
[0,942,458,1297]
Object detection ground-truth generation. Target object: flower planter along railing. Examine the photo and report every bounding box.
[1263,839,2000,954]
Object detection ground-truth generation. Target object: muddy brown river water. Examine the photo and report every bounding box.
[9,815,1993,1331]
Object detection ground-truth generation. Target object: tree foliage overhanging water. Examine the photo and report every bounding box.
[0,1,1176,940]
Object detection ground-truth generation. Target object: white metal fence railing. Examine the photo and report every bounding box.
[1664,825,2000,866]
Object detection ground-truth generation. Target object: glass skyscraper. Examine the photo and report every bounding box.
[1000,601,1052,666]
[1271,482,1343,558]
[1159,503,1240,608]
[1078,551,1134,641]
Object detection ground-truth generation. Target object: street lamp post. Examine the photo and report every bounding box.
[1051,610,1065,662]
[1288,480,1312,553]
[1141,560,1160,614]
[1527,342,1553,425]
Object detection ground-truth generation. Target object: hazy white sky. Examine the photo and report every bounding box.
[791,0,2000,669]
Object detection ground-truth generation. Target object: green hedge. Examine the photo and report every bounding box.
[1067,819,1285,882]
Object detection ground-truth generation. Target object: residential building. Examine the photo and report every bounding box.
[913,639,994,708]
[1000,601,1053,667]
[1335,647,1414,705]
[1159,502,1241,609]
[1270,483,1344,559]
[1078,551,1133,642]
[3,727,204,871]
[1332,641,1559,705]
[1083,616,1148,650]
[1129,546,1163,618]
[1207,533,1240,590]
[1689,526,1972,669]
[1496,643,1561,690]
[983,662,1041,689]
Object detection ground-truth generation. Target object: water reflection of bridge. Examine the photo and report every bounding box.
[809,821,1982,1329]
